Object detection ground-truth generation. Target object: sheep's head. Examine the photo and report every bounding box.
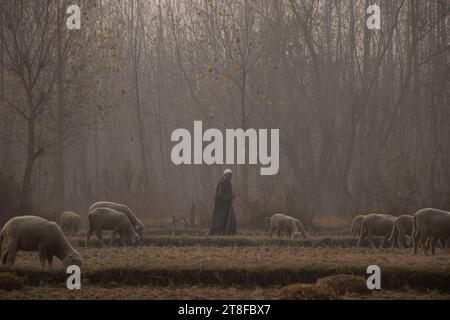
[135,224,145,238]
[292,232,302,239]
[126,229,140,246]
[63,250,83,269]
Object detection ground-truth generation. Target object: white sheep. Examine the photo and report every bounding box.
[0,216,82,269]
[412,208,450,255]
[350,215,365,237]
[388,215,413,249]
[268,213,308,239]
[60,211,83,236]
[356,214,396,248]
[89,201,145,238]
[87,207,139,247]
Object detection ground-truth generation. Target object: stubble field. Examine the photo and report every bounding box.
[1,234,450,300]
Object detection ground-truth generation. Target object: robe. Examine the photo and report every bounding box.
[209,177,236,236]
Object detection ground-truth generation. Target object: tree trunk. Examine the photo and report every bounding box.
[156,0,168,213]
[20,118,36,212]
[130,0,150,189]
[0,7,10,169]
[55,1,65,210]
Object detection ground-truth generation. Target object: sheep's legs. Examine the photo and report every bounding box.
[269,226,274,238]
[398,234,405,249]
[39,247,47,269]
[419,234,428,255]
[0,251,7,265]
[413,231,420,255]
[111,229,118,245]
[86,228,94,247]
[0,241,9,265]
[96,230,104,247]
[356,235,364,248]
[380,235,389,248]
[390,232,398,248]
[5,243,17,267]
[45,252,54,269]
[367,233,376,249]
[430,237,438,255]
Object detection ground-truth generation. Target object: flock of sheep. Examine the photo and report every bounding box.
[351,209,450,254]
[0,201,145,269]
[268,209,450,255]
[1,202,449,270]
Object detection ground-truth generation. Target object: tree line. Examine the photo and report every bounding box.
[0,0,449,228]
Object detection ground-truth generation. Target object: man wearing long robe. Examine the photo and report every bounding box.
[209,169,236,236]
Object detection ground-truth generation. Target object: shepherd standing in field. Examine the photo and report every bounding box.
[209,169,237,236]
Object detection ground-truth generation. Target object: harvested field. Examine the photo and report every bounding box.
[77,235,357,248]
[1,235,449,299]
[1,285,450,300]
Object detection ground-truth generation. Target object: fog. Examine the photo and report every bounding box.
[0,0,449,229]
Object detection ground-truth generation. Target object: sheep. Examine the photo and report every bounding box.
[412,208,450,255]
[60,211,82,236]
[268,213,307,239]
[388,215,413,249]
[350,215,365,237]
[294,218,309,238]
[356,214,396,248]
[0,216,82,269]
[86,207,139,247]
[89,201,145,238]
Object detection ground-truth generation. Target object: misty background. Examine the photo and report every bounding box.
[0,0,449,229]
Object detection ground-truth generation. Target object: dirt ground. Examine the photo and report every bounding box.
[1,285,449,300]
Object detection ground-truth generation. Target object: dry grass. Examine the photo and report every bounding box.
[0,285,277,300]
[279,275,370,299]
[78,235,357,248]
[1,285,449,300]
[312,215,351,232]
[6,245,450,272]
[1,235,449,299]
[2,243,450,291]
[0,272,25,291]
[316,275,370,295]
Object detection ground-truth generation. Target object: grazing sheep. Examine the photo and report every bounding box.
[424,237,448,252]
[87,207,139,247]
[0,216,82,269]
[356,214,396,248]
[89,201,145,238]
[412,208,450,255]
[389,215,413,249]
[268,214,307,239]
[294,218,309,238]
[350,215,365,237]
[60,211,82,236]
